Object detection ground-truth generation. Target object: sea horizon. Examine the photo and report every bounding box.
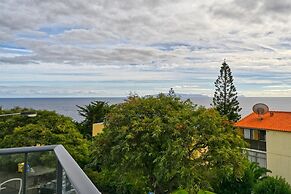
[0,96,291,122]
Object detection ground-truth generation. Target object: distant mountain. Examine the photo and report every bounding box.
[147,93,210,98]
[176,93,210,98]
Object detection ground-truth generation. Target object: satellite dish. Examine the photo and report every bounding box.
[253,103,269,115]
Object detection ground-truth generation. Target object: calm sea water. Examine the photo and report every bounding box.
[0,97,290,122]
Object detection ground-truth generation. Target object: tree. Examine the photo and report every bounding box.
[168,88,176,97]
[0,107,36,139]
[77,101,112,138]
[212,61,241,122]
[253,176,291,194]
[89,94,247,193]
[0,109,90,166]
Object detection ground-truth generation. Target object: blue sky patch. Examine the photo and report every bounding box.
[38,25,83,35]
[150,42,191,51]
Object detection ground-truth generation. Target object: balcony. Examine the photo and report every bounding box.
[244,148,267,168]
[245,139,266,151]
[0,145,101,194]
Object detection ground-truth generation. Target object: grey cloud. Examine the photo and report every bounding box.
[234,0,260,10]
[262,0,291,14]
[2,0,291,96]
[209,0,291,25]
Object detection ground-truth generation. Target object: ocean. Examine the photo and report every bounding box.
[0,97,290,122]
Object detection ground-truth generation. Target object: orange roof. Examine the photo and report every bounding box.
[235,111,291,132]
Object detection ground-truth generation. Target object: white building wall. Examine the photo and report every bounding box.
[266,130,291,183]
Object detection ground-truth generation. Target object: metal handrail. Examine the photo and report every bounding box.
[0,145,57,155]
[54,145,101,194]
[243,147,267,154]
[0,145,101,194]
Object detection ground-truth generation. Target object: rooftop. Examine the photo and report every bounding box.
[235,111,291,132]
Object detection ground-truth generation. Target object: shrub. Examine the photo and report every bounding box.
[253,176,291,194]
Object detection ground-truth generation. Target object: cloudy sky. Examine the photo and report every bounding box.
[1,0,291,97]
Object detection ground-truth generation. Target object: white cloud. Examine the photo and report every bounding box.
[1,0,291,96]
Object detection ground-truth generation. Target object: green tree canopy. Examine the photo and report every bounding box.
[0,107,36,139]
[212,61,241,122]
[77,101,112,138]
[0,109,90,166]
[89,94,247,193]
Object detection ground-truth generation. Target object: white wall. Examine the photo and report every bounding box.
[267,130,291,183]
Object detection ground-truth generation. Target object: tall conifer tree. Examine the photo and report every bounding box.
[168,87,176,97]
[212,61,241,122]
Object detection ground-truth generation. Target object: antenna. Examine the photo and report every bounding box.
[252,103,269,119]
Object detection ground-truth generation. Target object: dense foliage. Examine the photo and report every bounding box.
[77,101,112,138]
[212,61,241,122]
[88,94,247,194]
[0,108,90,166]
[253,176,291,194]
[214,162,270,194]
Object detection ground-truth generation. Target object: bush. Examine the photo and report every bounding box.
[213,162,270,194]
[172,189,188,194]
[253,176,291,194]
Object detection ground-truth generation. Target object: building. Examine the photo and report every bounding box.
[92,123,104,136]
[235,106,291,184]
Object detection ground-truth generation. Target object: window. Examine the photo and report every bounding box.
[259,130,266,141]
[244,129,251,139]
[246,149,267,168]
[252,129,259,140]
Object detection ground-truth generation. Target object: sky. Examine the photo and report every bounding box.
[1,0,291,97]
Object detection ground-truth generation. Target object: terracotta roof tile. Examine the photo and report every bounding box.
[235,111,291,132]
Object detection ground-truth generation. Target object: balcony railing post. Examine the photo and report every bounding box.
[56,160,63,194]
[0,145,101,194]
[23,153,28,194]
